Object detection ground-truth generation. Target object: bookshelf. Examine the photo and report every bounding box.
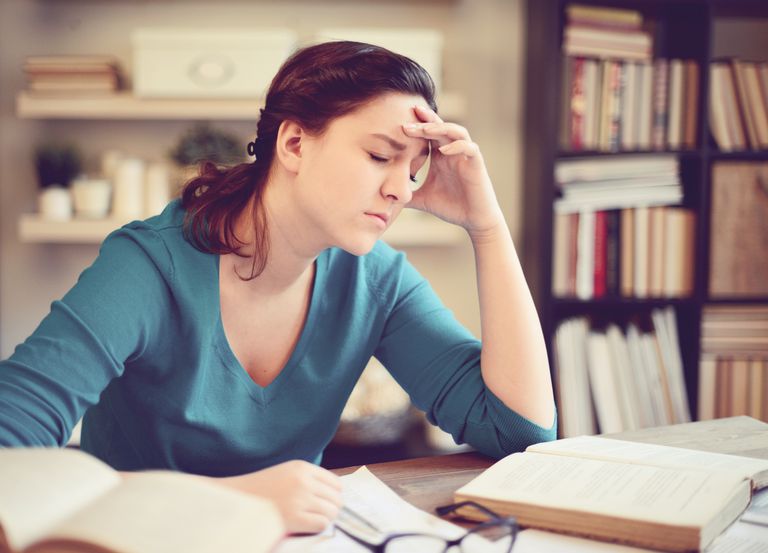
[522,0,768,434]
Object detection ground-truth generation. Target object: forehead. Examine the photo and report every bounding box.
[329,92,430,137]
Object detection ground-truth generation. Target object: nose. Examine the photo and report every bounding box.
[380,169,413,205]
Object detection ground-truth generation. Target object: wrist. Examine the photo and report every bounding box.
[467,215,509,245]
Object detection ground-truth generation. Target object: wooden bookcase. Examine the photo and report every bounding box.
[521,0,768,423]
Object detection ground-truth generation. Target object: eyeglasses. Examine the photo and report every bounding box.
[334,501,518,553]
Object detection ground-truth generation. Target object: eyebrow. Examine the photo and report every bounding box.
[369,133,430,157]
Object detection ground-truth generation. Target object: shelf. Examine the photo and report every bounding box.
[707,151,768,161]
[553,297,696,309]
[705,297,768,305]
[18,212,465,247]
[18,215,134,243]
[557,149,702,159]
[383,214,465,247]
[15,90,467,121]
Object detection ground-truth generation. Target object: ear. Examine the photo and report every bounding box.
[274,120,306,175]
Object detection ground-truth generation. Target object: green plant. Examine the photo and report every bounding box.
[168,123,243,167]
[34,142,83,188]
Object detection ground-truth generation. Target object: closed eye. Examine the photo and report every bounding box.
[368,153,418,183]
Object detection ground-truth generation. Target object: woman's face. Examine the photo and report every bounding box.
[293,92,431,256]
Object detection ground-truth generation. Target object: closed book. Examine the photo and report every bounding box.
[683,61,700,149]
[667,59,684,150]
[649,206,666,297]
[569,57,586,150]
[651,59,669,150]
[698,355,717,421]
[605,210,621,296]
[709,63,735,150]
[455,436,768,552]
[749,358,765,421]
[0,449,284,553]
[620,208,634,297]
[709,162,768,297]
[593,210,607,298]
[732,60,761,150]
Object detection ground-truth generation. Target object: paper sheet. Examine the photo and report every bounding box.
[274,466,509,553]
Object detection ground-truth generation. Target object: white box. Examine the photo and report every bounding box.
[131,28,297,98]
[314,28,444,93]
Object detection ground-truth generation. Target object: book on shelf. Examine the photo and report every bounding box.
[0,448,284,553]
[709,59,768,151]
[454,435,768,552]
[552,156,694,300]
[709,162,768,297]
[560,56,698,153]
[699,305,768,422]
[22,54,123,94]
[553,307,690,438]
[563,4,651,61]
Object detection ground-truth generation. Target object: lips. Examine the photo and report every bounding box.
[365,212,390,225]
[365,211,390,227]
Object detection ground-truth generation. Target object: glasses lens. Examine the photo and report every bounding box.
[386,535,448,553]
[460,523,515,553]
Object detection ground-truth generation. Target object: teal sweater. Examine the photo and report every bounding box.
[0,200,555,475]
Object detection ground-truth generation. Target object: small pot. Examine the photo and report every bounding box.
[38,186,73,221]
[72,177,112,219]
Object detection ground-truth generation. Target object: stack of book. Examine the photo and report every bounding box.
[699,305,768,422]
[23,55,123,94]
[563,4,652,61]
[560,5,699,152]
[554,306,691,439]
[552,155,694,299]
[710,59,768,151]
[561,57,699,152]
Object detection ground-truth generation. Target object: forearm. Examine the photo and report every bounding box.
[470,221,556,428]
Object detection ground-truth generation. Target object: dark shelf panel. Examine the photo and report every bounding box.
[557,149,702,159]
[553,297,696,309]
[707,151,768,161]
[705,297,768,305]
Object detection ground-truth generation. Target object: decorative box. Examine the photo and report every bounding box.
[131,28,297,98]
[315,28,444,93]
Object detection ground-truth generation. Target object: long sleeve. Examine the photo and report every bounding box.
[0,227,173,446]
[373,252,556,459]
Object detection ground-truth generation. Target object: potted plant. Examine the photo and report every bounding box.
[34,142,83,221]
[168,123,244,190]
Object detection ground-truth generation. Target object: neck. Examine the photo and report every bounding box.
[222,171,323,295]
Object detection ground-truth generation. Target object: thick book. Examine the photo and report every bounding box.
[454,435,768,552]
[0,448,284,553]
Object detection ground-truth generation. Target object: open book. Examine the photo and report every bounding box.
[455,435,768,552]
[0,448,284,553]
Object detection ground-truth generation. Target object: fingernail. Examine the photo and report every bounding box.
[403,123,419,130]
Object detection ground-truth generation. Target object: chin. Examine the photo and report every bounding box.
[336,235,379,257]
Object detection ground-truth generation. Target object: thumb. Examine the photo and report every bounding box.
[406,187,428,212]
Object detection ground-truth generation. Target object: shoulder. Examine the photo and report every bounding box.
[324,241,426,305]
[97,199,206,283]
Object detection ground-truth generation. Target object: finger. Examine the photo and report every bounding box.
[311,479,344,508]
[403,121,470,146]
[305,494,342,520]
[438,139,481,159]
[291,512,332,535]
[313,467,343,492]
[413,104,444,124]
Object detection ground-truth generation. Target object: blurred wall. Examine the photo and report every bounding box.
[0,0,526,357]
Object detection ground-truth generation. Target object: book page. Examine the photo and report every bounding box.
[31,471,283,553]
[528,436,768,488]
[276,467,510,553]
[457,452,749,526]
[0,448,120,552]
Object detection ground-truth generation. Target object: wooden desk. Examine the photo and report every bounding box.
[332,451,493,515]
[331,416,768,518]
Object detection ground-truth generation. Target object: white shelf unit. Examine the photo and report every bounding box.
[18,212,465,247]
[17,89,467,246]
[15,90,467,120]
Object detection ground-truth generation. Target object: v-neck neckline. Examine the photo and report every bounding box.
[213,250,327,406]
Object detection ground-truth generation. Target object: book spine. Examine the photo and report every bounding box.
[593,210,608,298]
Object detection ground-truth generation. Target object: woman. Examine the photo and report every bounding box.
[0,41,556,533]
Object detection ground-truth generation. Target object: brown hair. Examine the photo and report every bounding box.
[180,40,438,280]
